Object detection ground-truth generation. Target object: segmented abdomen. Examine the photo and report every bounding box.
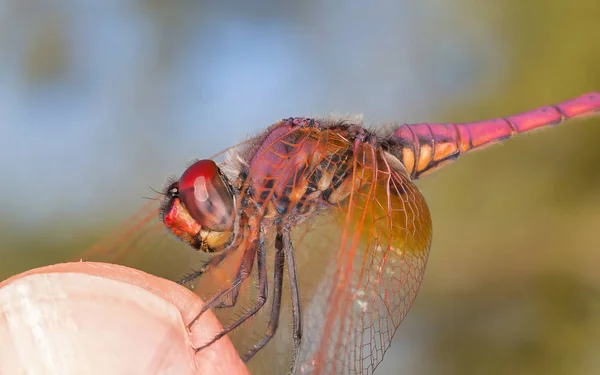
[386,92,600,179]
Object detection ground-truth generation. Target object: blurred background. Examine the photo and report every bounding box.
[1,0,599,374]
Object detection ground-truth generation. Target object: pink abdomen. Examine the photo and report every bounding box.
[387,92,600,179]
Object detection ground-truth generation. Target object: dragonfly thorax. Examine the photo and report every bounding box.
[236,119,367,227]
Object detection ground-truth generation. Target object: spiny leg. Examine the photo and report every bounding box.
[189,237,257,328]
[177,250,230,286]
[182,248,247,310]
[192,235,269,353]
[283,229,302,374]
[241,231,286,362]
[203,249,249,310]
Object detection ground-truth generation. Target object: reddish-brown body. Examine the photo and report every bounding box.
[80,92,600,375]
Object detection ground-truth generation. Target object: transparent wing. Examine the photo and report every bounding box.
[244,137,433,374]
[290,143,433,374]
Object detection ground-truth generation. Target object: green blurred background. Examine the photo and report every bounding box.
[1,1,599,374]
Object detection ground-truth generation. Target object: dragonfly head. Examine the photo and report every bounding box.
[161,159,236,253]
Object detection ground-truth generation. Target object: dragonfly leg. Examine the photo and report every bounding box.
[283,228,302,374]
[192,234,269,353]
[240,232,286,362]
[188,250,245,310]
[177,250,230,286]
[178,256,246,310]
[188,236,258,326]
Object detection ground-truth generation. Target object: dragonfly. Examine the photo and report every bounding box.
[80,92,600,374]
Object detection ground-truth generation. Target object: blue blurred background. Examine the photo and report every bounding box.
[2,1,600,374]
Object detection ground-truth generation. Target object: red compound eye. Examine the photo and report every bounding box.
[178,160,235,232]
